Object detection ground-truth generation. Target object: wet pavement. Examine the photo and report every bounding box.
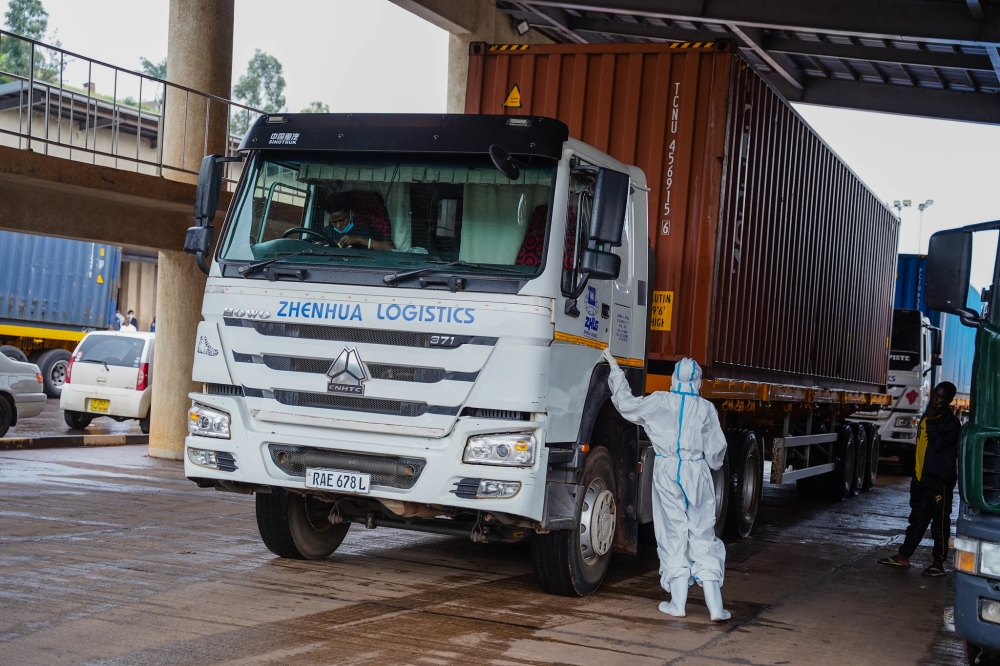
[6,398,142,437]
[0,446,964,665]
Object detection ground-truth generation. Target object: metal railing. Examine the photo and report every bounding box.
[0,28,262,182]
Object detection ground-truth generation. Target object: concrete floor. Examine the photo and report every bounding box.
[0,446,964,666]
[6,398,142,437]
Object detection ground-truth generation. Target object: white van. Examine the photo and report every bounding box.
[60,332,155,433]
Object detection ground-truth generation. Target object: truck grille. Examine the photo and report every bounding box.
[216,451,238,472]
[984,438,1000,505]
[254,353,478,383]
[225,318,497,349]
[268,444,425,489]
[460,407,530,421]
[272,389,461,417]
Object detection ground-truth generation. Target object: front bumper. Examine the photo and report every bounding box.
[13,392,46,419]
[956,571,1000,649]
[183,392,549,522]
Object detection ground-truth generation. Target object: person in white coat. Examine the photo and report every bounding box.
[603,348,731,621]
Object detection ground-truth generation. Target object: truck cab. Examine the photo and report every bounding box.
[853,309,939,472]
[183,113,648,596]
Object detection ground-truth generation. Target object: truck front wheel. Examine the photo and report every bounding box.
[256,488,350,560]
[531,446,616,596]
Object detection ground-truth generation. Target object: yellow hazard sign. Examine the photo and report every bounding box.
[99,247,105,256]
[96,274,104,284]
[650,291,673,331]
[503,84,522,108]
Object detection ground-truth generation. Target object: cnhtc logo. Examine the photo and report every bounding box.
[326,348,369,395]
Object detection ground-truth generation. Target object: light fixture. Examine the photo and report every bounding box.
[516,20,531,36]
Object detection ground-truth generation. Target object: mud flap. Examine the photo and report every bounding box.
[541,482,581,530]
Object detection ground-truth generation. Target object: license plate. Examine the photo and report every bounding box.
[305,468,370,494]
[88,398,110,414]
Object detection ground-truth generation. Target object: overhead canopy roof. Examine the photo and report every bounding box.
[496,0,1000,124]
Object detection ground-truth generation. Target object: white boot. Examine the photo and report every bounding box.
[703,580,731,621]
[658,577,688,617]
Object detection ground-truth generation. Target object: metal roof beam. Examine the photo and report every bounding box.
[513,2,589,43]
[728,24,805,89]
[799,76,1000,124]
[765,36,995,72]
[969,0,985,22]
[521,0,1000,43]
[567,16,723,42]
[987,44,1000,83]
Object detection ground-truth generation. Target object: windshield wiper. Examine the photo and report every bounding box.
[239,249,349,277]
[79,359,110,371]
[383,260,527,286]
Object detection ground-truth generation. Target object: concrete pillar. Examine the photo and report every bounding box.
[149,0,234,460]
[140,262,158,332]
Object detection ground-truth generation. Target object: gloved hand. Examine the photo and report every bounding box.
[602,346,617,367]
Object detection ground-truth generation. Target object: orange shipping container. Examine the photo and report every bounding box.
[466,41,899,393]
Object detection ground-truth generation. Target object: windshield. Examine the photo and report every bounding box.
[77,335,145,368]
[890,309,922,353]
[220,153,555,280]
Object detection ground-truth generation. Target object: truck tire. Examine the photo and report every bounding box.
[722,430,763,539]
[256,488,350,560]
[826,425,856,501]
[1,345,28,363]
[850,423,867,497]
[64,410,93,430]
[37,349,72,398]
[531,446,616,596]
[712,447,731,540]
[0,395,12,437]
[862,423,879,490]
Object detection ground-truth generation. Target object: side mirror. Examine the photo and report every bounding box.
[185,154,224,274]
[488,144,520,180]
[581,248,621,280]
[926,229,979,325]
[589,168,630,245]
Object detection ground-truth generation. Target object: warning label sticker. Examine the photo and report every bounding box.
[503,84,522,108]
[650,291,673,331]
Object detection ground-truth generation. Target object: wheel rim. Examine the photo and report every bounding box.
[303,496,336,534]
[741,452,759,519]
[49,359,68,388]
[579,478,616,565]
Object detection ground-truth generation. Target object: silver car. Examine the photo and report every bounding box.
[0,352,46,437]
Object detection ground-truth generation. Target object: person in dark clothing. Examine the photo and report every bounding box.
[878,382,962,576]
[321,192,394,251]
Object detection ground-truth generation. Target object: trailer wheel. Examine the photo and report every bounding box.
[850,424,867,497]
[1,345,28,363]
[826,425,855,501]
[722,430,762,539]
[256,488,350,560]
[712,446,731,540]
[862,423,880,490]
[37,349,72,398]
[531,446,616,596]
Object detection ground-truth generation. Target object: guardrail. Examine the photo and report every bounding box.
[0,28,261,182]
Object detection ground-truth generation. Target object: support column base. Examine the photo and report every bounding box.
[148,446,184,461]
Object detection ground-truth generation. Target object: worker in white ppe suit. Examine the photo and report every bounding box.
[603,348,731,621]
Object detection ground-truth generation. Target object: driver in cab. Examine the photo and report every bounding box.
[322,193,394,251]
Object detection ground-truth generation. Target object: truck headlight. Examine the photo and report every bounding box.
[188,403,231,439]
[894,416,920,428]
[463,433,536,466]
[980,541,1000,578]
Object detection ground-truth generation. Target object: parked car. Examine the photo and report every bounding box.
[0,352,46,437]
[60,332,154,434]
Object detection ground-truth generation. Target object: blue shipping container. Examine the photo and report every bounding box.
[0,230,121,330]
[895,254,941,328]
[939,286,979,396]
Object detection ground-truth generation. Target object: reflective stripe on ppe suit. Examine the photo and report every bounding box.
[607,354,728,589]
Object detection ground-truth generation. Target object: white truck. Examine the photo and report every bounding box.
[181,102,893,597]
